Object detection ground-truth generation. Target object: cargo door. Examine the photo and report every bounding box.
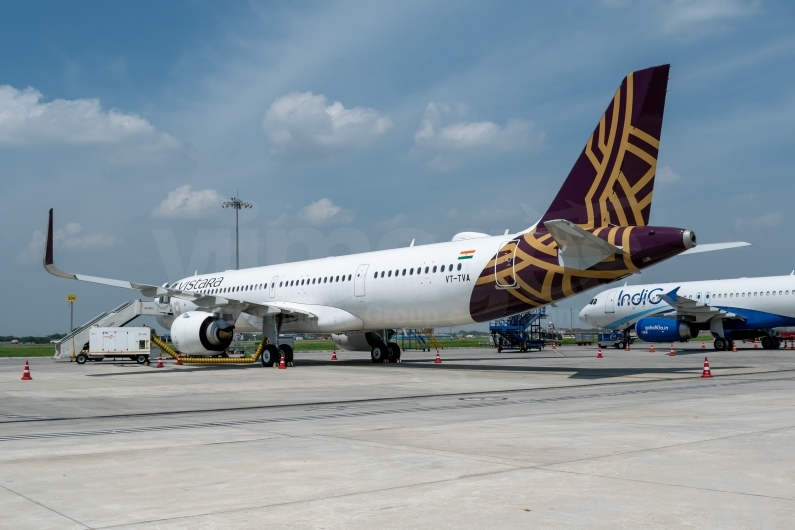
[269,276,279,298]
[494,240,518,288]
[605,291,616,314]
[354,264,369,297]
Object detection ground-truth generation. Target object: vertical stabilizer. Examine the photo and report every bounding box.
[541,64,670,227]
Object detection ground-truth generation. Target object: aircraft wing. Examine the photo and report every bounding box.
[42,209,315,318]
[658,287,745,323]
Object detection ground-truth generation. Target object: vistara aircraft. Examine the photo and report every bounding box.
[44,64,745,365]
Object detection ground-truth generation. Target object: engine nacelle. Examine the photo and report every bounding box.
[170,311,235,355]
[331,332,376,352]
[636,317,698,343]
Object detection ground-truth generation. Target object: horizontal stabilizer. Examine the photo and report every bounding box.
[679,242,750,255]
[544,219,624,270]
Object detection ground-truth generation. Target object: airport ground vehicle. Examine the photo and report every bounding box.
[75,327,151,365]
[598,331,635,349]
[574,333,596,345]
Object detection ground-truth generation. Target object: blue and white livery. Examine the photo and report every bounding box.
[579,274,795,351]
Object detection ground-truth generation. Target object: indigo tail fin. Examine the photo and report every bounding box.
[541,64,670,228]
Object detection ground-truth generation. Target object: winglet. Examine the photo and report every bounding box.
[659,287,680,305]
[43,209,77,280]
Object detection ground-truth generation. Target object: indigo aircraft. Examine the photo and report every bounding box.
[577,273,795,352]
[45,65,742,365]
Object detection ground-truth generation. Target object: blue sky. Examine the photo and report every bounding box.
[1,0,794,335]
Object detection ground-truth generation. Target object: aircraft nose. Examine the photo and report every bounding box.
[578,305,588,324]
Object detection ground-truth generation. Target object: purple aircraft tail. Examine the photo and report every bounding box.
[541,64,670,228]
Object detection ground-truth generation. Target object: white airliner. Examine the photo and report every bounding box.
[579,274,795,351]
[43,65,745,365]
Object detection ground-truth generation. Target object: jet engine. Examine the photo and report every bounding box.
[636,317,698,343]
[170,311,235,355]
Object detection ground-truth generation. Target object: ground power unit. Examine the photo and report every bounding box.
[76,327,151,365]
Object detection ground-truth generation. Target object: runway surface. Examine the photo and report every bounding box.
[2,344,794,528]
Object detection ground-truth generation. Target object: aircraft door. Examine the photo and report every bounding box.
[269,276,278,298]
[354,264,369,297]
[495,240,518,288]
[605,290,616,314]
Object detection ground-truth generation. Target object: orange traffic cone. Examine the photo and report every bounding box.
[21,360,32,380]
[434,349,442,364]
[552,342,556,350]
[753,340,758,349]
[649,343,655,353]
[176,353,183,365]
[597,345,603,359]
[279,353,286,369]
[731,341,737,353]
[156,354,164,368]
[331,349,338,361]
[701,357,713,378]
[625,341,630,352]
[669,344,676,356]
[701,341,706,349]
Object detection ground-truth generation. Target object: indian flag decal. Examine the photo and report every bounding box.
[458,250,475,260]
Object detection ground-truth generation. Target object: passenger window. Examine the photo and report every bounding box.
[402,269,406,276]
[323,277,327,283]
[410,268,414,275]
[425,266,429,274]
[441,265,445,272]
[348,274,352,281]
[449,264,453,270]
[395,269,399,276]
[432,266,437,273]
[374,272,377,279]
[388,270,392,277]
[381,271,385,278]
[457,263,462,271]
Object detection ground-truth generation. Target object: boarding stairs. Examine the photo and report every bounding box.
[54,300,172,361]
[397,329,431,351]
[489,308,547,352]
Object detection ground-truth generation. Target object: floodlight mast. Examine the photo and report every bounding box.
[222,194,252,270]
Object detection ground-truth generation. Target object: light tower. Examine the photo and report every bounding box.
[222,193,252,270]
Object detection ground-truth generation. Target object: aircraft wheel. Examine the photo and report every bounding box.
[726,338,734,351]
[774,337,781,349]
[261,345,279,367]
[371,343,389,363]
[388,342,401,363]
[761,336,775,350]
[279,344,294,365]
[135,354,148,364]
[714,338,727,351]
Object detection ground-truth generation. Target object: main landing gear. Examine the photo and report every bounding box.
[713,337,734,351]
[260,343,294,367]
[370,342,401,363]
[761,336,781,350]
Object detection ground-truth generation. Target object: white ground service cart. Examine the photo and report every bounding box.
[76,327,151,365]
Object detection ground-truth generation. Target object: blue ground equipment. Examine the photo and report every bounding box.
[489,308,546,352]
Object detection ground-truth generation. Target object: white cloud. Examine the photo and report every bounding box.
[298,198,354,226]
[413,102,545,171]
[376,213,406,231]
[262,92,392,159]
[18,222,119,263]
[151,185,225,219]
[659,0,760,35]
[657,165,681,186]
[733,212,782,229]
[0,85,181,150]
